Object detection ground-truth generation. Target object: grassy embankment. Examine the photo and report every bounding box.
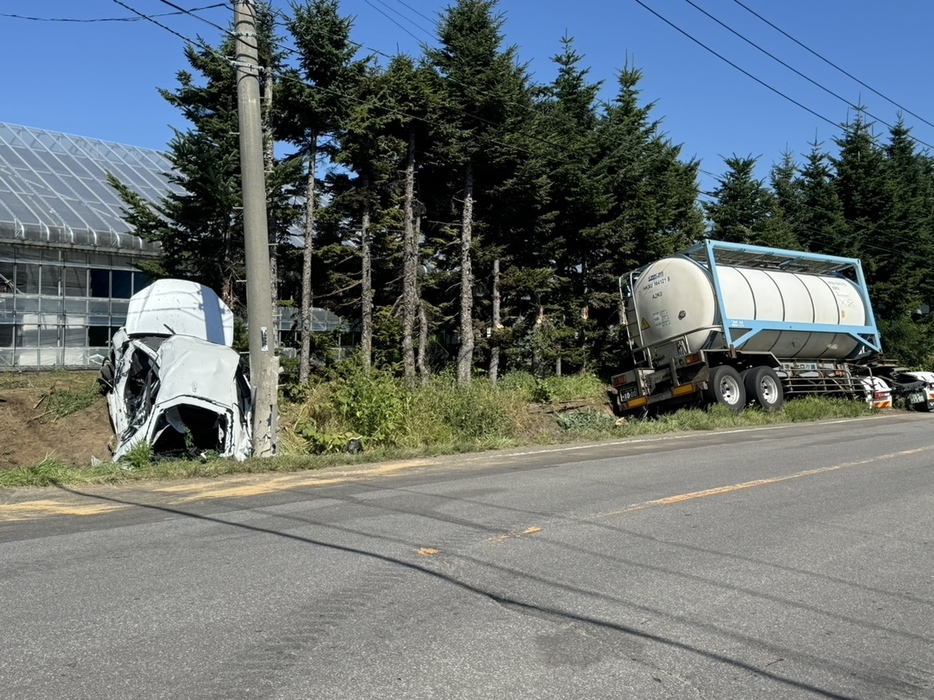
[0,365,872,488]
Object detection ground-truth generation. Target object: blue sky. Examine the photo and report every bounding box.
[4,1,934,196]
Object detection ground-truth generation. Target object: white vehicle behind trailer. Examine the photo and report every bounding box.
[98,279,252,461]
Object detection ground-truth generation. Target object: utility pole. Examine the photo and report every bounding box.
[234,0,278,456]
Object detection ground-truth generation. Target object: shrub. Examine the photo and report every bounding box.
[329,359,411,445]
[555,409,617,434]
[120,441,154,471]
[411,376,509,442]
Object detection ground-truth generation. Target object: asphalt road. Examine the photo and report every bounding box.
[2,413,933,699]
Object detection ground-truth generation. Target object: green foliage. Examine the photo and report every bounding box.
[294,423,359,454]
[41,383,101,420]
[555,409,616,434]
[329,359,411,444]
[120,441,154,471]
[535,373,606,403]
[411,375,522,443]
[781,396,871,421]
[886,315,934,368]
[0,457,73,487]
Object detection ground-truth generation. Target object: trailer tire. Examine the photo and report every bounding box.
[744,366,784,411]
[706,366,746,413]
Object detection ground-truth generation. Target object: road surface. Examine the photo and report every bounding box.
[2,413,933,699]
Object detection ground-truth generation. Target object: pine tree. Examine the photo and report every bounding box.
[281,0,367,384]
[770,150,803,244]
[376,55,441,380]
[527,35,603,375]
[112,4,298,312]
[586,64,704,372]
[831,110,886,258]
[795,141,848,255]
[875,118,931,317]
[425,0,533,385]
[705,155,797,249]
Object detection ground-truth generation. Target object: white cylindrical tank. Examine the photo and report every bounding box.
[631,256,867,360]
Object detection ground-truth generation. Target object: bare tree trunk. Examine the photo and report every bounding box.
[299,134,317,385]
[532,303,544,378]
[262,69,279,343]
[401,131,418,380]
[489,257,501,384]
[417,298,429,385]
[360,174,373,368]
[456,163,475,386]
[221,273,235,312]
[222,213,235,310]
[415,210,429,385]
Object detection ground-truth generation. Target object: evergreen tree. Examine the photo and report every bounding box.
[795,141,848,254]
[376,55,442,380]
[425,0,533,384]
[770,150,803,242]
[281,0,367,384]
[526,35,603,375]
[875,118,933,317]
[705,155,797,249]
[586,64,704,372]
[831,110,886,258]
[112,4,298,312]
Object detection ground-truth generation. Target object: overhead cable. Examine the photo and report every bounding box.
[731,0,934,132]
[0,3,226,23]
[679,0,933,151]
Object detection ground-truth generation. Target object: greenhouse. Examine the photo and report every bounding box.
[0,122,173,368]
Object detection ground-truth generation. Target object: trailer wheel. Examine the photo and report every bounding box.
[706,366,746,413]
[744,366,784,411]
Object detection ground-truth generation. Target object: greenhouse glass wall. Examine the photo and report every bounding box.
[0,123,173,368]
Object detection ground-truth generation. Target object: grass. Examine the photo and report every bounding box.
[0,369,98,392]
[1,369,101,419]
[0,367,877,489]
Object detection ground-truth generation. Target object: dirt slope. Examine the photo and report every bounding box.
[0,381,114,470]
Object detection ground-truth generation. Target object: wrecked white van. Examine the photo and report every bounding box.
[98,279,253,461]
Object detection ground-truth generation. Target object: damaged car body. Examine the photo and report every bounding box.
[98,279,253,461]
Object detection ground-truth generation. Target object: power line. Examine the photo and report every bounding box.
[111,0,203,45]
[730,0,934,132]
[0,3,226,23]
[391,0,437,27]
[677,0,934,153]
[363,0,432,43]
[155,0,231,35]
[633,0,840,131]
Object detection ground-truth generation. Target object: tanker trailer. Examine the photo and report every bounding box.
[610,240,883,415]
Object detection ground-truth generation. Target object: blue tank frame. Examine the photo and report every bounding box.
[673,239,882,359]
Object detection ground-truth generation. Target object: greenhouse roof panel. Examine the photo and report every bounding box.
[0,123,180,251]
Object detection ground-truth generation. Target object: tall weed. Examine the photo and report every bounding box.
[315,359,411,446]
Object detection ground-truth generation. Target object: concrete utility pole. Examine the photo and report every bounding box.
[234,0,279,456]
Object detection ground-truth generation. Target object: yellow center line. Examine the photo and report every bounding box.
[593,445,934,520]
